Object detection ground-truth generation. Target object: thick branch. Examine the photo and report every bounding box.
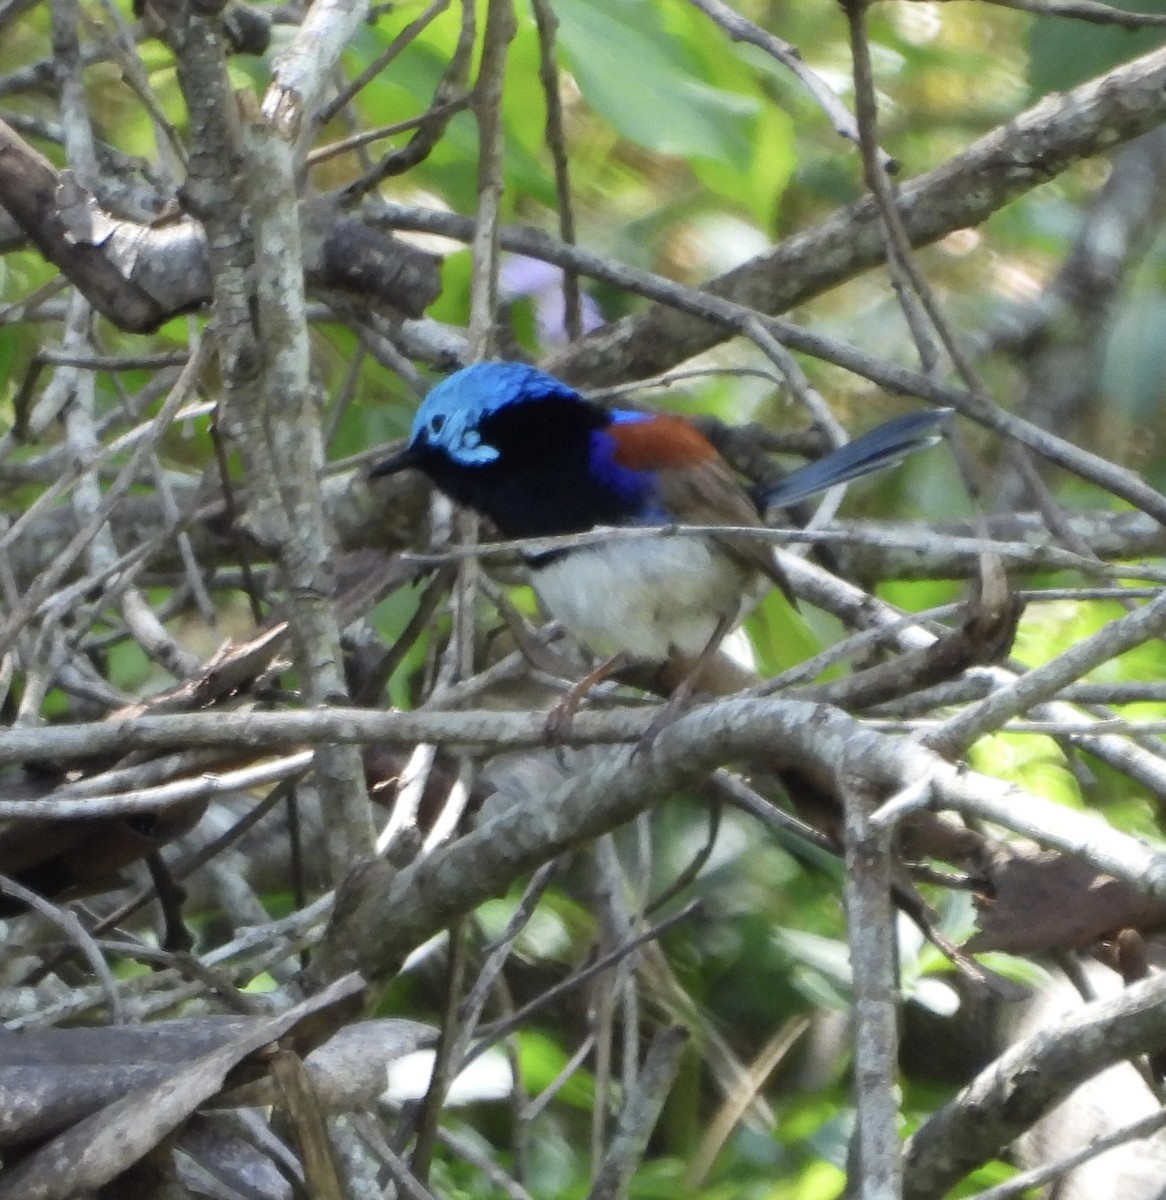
[0,118,439,327]
[0,118,169,330]
[842,774,902,1197]
[239,103,375,867]
[902,970,1166,1200]
[133,696,1160,988]
[544,42,1166,386]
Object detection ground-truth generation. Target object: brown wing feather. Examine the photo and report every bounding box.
[655,461,792,601]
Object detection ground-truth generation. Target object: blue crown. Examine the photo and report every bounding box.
[409,362,580,466]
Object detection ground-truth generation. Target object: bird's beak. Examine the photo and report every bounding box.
[369,443,422,479]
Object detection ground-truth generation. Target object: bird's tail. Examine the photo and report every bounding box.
[755,408,952,510]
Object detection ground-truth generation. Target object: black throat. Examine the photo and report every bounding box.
[415,397,646,543]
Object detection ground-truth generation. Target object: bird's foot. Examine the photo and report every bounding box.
[633,617,735,758]
[543,690,583,749]
[633,689,699,759]
[543,653,628,752]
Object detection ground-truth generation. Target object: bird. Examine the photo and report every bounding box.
[371,361,949,723]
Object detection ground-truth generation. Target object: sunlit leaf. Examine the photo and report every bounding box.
[555,0,759,167]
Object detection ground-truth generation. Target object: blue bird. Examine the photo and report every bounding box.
[372,362,948,711]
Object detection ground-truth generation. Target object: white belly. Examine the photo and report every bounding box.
[530,535,757,662]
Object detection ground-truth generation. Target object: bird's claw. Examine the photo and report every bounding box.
[543,695,579,748]
[632,693,694,759]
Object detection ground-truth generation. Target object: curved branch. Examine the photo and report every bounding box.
[0,118,439,330]
[902,970,1166,1200]
[543,42,1166,386]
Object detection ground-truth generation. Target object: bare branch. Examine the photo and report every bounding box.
[545,42,1166,387]
[903,971,1166,1200]
[841,773,903,1198]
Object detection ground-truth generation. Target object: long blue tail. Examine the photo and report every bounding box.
[756,408,951,510]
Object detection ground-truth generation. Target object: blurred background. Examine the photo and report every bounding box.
[3,0,1166,1195]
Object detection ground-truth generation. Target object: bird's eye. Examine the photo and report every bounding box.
[429,415,445,435]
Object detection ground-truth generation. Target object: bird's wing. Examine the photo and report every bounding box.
[655,460,792,599]
[606,415,790,598]
[605,412,722,470]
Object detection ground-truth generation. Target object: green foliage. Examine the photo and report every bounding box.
[518,1029,595,1109]
[744,586,832,676]
[104,637,153,694]
[556,0,756,168]
[1102,284,1166,426]
[1027,0,1166,96]
[7,0,1166,1194]
[969,731,1084,808]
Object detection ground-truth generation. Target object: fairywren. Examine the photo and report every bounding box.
[372,361,948,672]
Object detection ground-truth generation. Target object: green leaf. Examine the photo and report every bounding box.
[555,0,758,167]
[518,1030,595,1108]
[744,585,833,677]
[765,1159,846,1200]
[107,638,152,693]
[968,731,1083,808]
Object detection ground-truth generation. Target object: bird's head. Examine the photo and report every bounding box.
[369,362,633,538]
[370,362,591,477]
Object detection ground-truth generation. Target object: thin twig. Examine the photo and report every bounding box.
[586,1025,688,1200]
[467,901,702,1068]
[973,0,1166,24]
[0,871,124,1024]
[682,0,892,163]
[319,0,451,126]
[962,1108,1166,1200]
[530,0,582,340]
[466,0,516,358]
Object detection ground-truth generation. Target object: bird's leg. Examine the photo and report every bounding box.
[488,586,579,678]
[145,851,194,954]
[638,614,736,754]
[544,651,630,745]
